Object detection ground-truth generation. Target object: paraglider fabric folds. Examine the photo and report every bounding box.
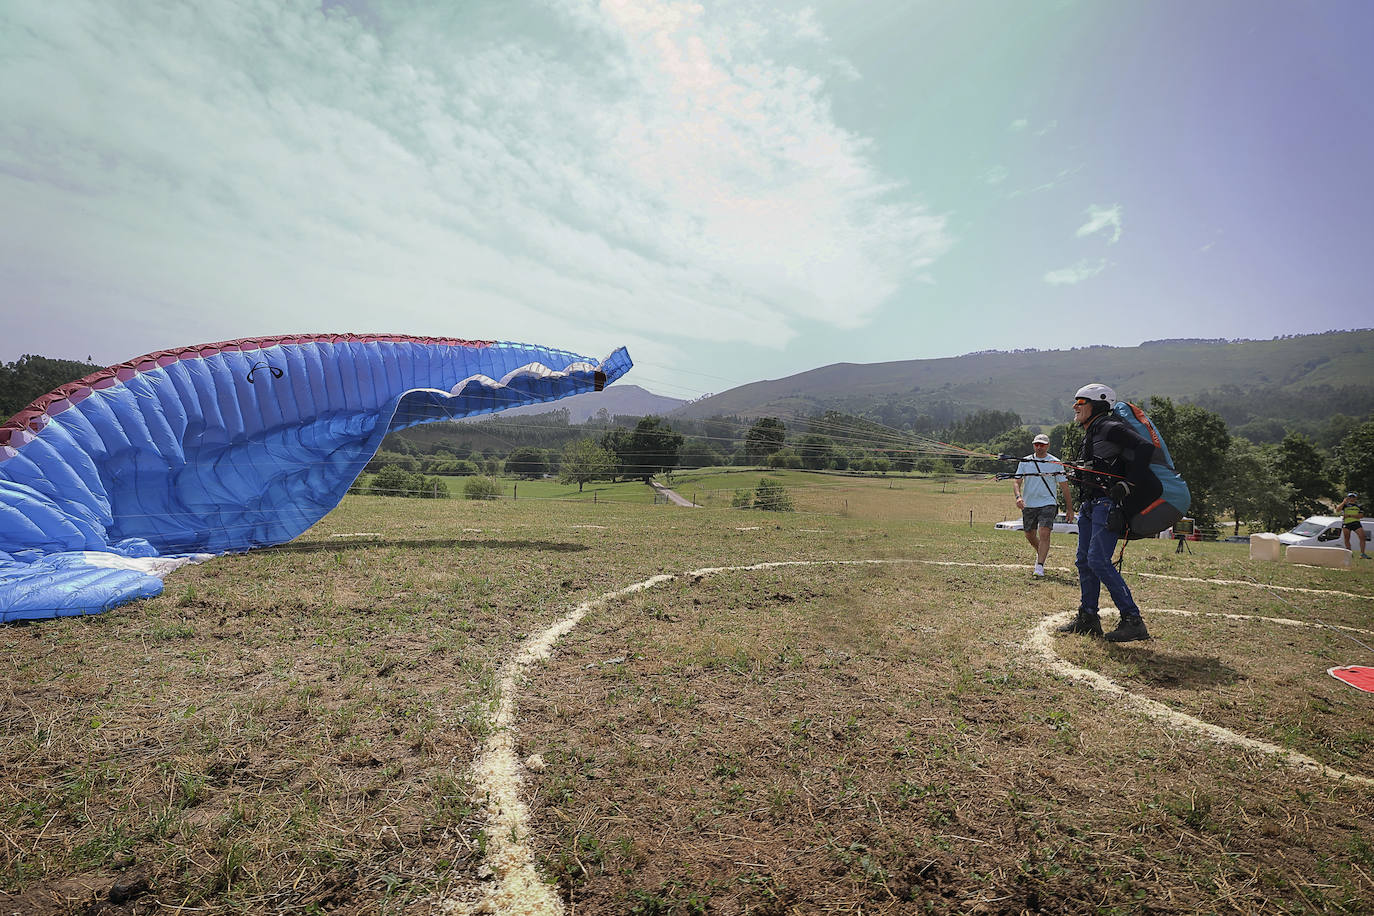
[0,335,632,622]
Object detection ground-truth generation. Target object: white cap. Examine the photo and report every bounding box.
[1032,433,1050,444]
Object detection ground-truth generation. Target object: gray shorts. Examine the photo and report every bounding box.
[1022,505,1057,529]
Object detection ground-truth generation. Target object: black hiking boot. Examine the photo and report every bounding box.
[1104,616,1150,642]
[1056,610,1103,637]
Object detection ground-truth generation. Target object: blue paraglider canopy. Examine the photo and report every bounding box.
[0,334,632,621]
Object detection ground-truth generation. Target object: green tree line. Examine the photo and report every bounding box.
[5,353,1368,531]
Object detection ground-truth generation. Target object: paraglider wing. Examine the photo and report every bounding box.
[0,334,632,621]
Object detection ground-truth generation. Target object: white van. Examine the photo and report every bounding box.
[1277,515,1374,548]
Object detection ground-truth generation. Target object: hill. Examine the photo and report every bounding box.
[671,330,1374,426]
[466,383,684,423]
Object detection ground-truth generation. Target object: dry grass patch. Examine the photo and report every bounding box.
[520,562,1374,915]
[3,489,1373,914]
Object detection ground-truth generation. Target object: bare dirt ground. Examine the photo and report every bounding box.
[2,484,1372,914]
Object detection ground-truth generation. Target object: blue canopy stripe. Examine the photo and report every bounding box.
[0,334,632,621]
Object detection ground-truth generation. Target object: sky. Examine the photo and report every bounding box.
[2,0,1371,401]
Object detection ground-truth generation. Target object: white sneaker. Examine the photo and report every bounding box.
[1033,564,1045,577]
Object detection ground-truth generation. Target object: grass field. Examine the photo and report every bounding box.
[2,472,1372,914]
[354,473,670,505]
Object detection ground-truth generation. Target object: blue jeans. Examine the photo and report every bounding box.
[1076,497,1142,620]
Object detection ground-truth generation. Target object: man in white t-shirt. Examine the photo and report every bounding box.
[1013,434,1074,577]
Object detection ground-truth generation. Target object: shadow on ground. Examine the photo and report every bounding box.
[269,538,590,554]
[1109,647,1242,688]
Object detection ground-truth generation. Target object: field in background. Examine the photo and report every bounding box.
[353,472,669,505]
[2,474,1372,914]
[665,467,1014,523]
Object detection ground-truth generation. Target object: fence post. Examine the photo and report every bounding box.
[514,483,518,501]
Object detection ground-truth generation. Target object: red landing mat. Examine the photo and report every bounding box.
[1328,666,1374,693]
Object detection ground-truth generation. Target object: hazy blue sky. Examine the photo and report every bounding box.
[2,0,1369,399]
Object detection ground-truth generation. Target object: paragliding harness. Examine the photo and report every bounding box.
[1100,401,1191,540]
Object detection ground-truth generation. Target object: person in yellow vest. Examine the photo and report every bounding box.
[1336,492,1370,558]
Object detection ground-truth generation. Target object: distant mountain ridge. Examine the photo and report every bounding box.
[482,384,685,423]
[670,330,1374,425]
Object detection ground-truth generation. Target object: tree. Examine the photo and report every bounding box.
[1276,432,1335,524]
[796,434,836,470]
[678,438,724,469]
[365,449,416,474]
[599,427,633,481]
[368,464,415,497]
[753,477,793,511]
[744,418,786,464]
[0,354,101,417]
[1048,422,1076,458]
[1147,397,1231,525]
[945,409,1021,444]
[766,447,802,469]
[1335,421,1374,499]
[987,427,1035,461]
[1215,439,1283,535]
[505,446,548,478]
[625,416,684,482]
[1060,423,1085,461]
[558,439,615,492]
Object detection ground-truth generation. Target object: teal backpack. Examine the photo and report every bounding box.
[1110,401,1192,539]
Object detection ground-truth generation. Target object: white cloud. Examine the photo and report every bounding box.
[1009,118,1028,132]
[1043,259,1107,286]
[0,0,949,370]
[983,165,1009,185]
[1008,164,1082,198]
[792,7,826,42]
[1076,204,1123,245]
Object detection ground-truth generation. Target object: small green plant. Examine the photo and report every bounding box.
[1164,790,1214,831]
[752,477,793,511]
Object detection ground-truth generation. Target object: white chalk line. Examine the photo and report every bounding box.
[444,559,1374,913]
[1009,564,1374,601]
[1133,571,1374,601]
[444,574,674,915]
[441,561,905,914]
[1028,609,1374,788]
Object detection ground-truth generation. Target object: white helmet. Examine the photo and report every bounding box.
[1075,383,1116,405]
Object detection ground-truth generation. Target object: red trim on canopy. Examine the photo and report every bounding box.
[0,334,493,447]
